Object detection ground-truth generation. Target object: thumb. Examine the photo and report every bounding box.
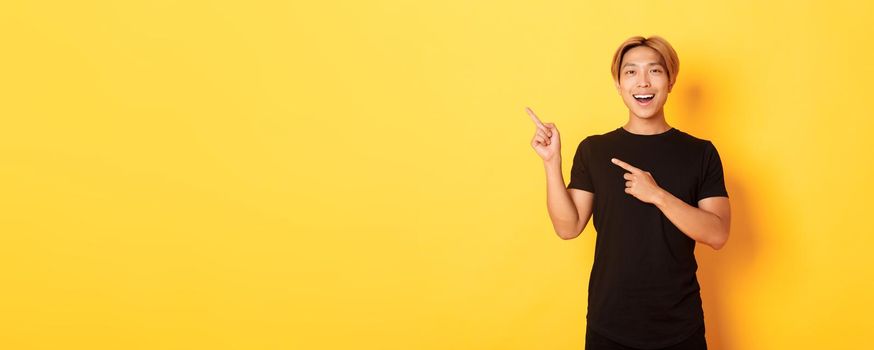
[545,123,559,134]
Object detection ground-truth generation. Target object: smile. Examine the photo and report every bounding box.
[633,94,655,106]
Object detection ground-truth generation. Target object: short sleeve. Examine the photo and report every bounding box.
[697,141,729,201]
[567,137,595,193]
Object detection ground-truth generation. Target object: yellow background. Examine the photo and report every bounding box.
[1,1,872,349]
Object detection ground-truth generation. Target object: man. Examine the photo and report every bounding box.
[527,35,731,350]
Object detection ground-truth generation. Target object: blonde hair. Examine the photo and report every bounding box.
[611,35,679,87]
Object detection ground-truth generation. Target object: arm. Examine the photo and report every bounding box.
[610,157,731,250]
[526,107,593,240]
[544,160,594,240]
[653,193,731,250]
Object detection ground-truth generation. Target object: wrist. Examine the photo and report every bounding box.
[543,157,562,171]
[653,188,670,207]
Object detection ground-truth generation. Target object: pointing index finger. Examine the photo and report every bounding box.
[525,107,546,129]
[611,158,641,173]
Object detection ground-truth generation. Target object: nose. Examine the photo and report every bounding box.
[637,73,651,88]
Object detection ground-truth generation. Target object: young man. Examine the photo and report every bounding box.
[527,35,731,350]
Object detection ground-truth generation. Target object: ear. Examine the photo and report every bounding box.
[667,80,674,93]
[614,79,621,94]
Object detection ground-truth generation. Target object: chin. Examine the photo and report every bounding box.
[630,108,661,119]
[630,103,666,118]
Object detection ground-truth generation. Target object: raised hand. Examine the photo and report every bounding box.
[611,158,665,204]
[527,107,561,163]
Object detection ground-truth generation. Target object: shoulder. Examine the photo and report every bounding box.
[578,128,619,146]
[672,130,727,171]
[674,129,718,151]
[570,129,613,158]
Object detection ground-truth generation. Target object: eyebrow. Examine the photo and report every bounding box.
[622,62,664,68]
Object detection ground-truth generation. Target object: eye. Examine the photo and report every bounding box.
[651,68,662,73]
[625,70,635,75]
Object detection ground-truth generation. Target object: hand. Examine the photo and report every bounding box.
[527,107,561,163]
[611,158,665,204]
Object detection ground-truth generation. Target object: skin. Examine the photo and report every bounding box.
[528,45,731,250]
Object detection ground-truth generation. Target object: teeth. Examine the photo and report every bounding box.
[633,94,654,99]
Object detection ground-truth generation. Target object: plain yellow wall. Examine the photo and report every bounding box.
[1,1,873,349]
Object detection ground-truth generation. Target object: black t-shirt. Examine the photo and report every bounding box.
[567,126,728,349]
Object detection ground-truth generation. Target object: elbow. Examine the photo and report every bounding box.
[709,230,730,250]
[557,226,583,240]
[710,240,726,250]
[557,221,587,240]
[555,226,583,241]
[552,214,590,240]
[557,231,579,240]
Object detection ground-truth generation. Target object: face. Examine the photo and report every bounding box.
[614,45,673,120]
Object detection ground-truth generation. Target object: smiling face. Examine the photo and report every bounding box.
[614,45,674,120]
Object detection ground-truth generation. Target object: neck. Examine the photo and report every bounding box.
[623,109,671,135]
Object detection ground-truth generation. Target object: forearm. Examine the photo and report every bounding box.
[544,159,580,239]
[653,190,728,249]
